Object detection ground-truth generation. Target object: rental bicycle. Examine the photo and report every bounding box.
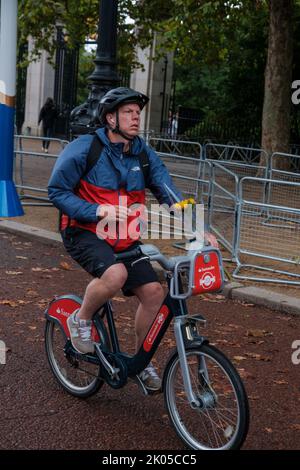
[44,243,249,450]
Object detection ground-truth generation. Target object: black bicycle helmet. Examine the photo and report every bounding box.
[98,87,149,126]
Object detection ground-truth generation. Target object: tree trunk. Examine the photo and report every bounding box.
[260,0,293,170]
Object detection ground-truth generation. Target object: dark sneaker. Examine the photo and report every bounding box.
[139,362,162,391]
[67,309,94,354]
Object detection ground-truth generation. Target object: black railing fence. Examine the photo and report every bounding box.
[162,105,300,153]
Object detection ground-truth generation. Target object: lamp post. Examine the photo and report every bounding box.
[70,0,120,137]
[0,0,24,217]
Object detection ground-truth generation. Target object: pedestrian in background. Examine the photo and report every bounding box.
[171,111,179,139]
[38,97,59,153]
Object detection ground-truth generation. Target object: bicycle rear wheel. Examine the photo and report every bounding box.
[45,314,109,398]
[163,343,249,450]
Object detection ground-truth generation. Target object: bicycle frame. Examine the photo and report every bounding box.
[89,276,207,405]
[45,244,224,404]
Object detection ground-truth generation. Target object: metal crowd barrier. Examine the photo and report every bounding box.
[207,162,239,259]
[149,136,203,160]
[261,152,300,226]
[233,177,300,285]
[270,151,300,174]
[12,133,300,285]
[204,142,269,166]
[138,129,155,145]
[202,143,269,222]
[14,135,69,206]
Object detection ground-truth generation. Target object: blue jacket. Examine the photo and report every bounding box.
[48,127,182,250]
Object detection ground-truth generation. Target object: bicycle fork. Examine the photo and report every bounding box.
[173,316,208,409]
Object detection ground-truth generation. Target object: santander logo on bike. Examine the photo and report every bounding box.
[143,306,170,352]
[56,307,70,318]
[199,271,216,290]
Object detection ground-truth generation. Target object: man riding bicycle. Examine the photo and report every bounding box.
[48,87,217,391]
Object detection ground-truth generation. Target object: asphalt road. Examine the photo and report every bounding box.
[0,230,300,450]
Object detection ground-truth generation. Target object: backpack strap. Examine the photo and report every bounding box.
[83,132,104,178]
[137,149,150,187]
[59,133,103,231]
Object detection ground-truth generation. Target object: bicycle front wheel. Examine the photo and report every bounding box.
[163,344,249,450]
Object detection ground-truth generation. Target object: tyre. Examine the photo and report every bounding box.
[45,313,110,398]
[163,343,249,450]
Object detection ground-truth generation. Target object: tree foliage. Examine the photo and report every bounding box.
[17,0,300,146]
[18,0,139,70]
[130,1,267,66]
[173,3,268,120]
[129,1,269,141]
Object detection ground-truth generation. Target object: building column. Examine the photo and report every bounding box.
[130,33,174,133]
[22,37,55,136]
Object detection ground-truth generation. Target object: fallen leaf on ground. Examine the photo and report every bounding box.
[0,300,28,308]
[36,299,52,309]
[25,290,39,298]
[237,369,255,379]
[273,380,288,385]
[28,326,37,330]
[59,261,73,271]
[0,300,18,307]
[290,424,300,431]
[264,428,273,433]
[247,339,265,345]
[233,356,247,362]
[5,271,23,276]
[246,329,273,338]
[244,352,272,362]
[16,256,28,260]
[32,267,56,273]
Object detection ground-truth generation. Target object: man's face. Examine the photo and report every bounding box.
[107,103,141,137]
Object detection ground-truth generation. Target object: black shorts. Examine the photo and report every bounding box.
[61,227,159,296]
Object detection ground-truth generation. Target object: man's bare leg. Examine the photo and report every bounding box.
[77,264,128,321]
